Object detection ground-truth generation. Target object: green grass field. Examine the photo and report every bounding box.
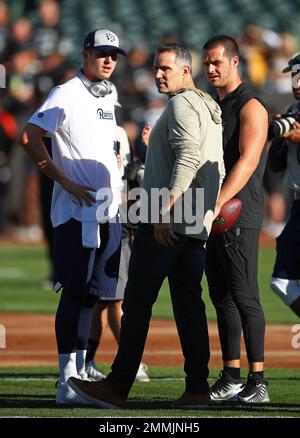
[0,365,299,418]
[0,243,296,323]
[0,243,299,420]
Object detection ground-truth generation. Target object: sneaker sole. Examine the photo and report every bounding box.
[68,380,120,409]
[238,396,270,404]
[55,393,92,405]
[210,394,240,402]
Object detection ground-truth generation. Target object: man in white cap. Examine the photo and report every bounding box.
[20,28,126,405]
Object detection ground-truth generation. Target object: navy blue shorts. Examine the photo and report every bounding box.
[273,200,300,279]
[53,218,121,298]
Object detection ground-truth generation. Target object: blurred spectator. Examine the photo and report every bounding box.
[4,42,42,242]
[0,1,10,64]
[0,96,18,233]
[8,44,38,108]
[270,33,299,94]
[239,24,270,87]
[119,43,152,122]
[132,91,166,163]
[32,0,73,95]
[8,17,33,56]
[116,43,167,163]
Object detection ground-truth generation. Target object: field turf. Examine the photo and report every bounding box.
[0,365,299,418]
[0,244,299,422]
[0,243,296,323]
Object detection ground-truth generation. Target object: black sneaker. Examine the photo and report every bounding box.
[237,375,270,403]
[210,370,244,401]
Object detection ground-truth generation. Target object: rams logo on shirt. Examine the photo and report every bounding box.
[97,108,114,120]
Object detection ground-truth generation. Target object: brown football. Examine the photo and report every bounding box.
[211,198,242,234]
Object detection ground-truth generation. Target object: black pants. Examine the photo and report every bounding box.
[206,228,265,363]
[273,200,300,279]
[106,223,209,397]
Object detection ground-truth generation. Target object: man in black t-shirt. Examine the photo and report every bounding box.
[202,35,270,403]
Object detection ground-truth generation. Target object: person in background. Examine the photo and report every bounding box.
[20,28,126,405]
[86,89,150,383]
[269,53,300,318]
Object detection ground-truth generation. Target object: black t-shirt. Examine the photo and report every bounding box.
[217,82,268,229]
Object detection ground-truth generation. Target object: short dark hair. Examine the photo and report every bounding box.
[202,35,239,58]
[155,43,192,71]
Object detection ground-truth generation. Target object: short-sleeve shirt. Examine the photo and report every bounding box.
[29,76,122,227]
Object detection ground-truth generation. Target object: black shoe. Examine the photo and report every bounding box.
[237,375,270,403]
[210,370,244,401]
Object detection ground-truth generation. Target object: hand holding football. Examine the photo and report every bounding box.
[211,198,242,234]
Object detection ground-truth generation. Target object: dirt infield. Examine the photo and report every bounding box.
[0,313,299,368]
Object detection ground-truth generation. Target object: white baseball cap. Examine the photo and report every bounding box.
[83,28,126,55]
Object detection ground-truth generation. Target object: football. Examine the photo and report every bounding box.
[211,198,242,234]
